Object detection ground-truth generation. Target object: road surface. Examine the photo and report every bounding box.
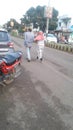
[0,36,73,130]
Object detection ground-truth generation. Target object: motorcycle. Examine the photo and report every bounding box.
[0,51,22,86]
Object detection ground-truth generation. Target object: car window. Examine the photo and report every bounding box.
[0,31,9,42]
[47,34,55,37]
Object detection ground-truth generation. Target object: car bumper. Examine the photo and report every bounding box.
[0,48,15,57]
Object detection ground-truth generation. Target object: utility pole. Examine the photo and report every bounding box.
[46,17,49,34]
[46,0,50,34]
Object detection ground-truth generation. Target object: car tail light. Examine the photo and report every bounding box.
[7,42,14,47]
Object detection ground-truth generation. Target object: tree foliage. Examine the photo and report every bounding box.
[4,19,20,32]
[49,8,58,30]
[4,6,59,32]
[20,6,59,31]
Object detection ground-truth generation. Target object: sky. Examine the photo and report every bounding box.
[0,0,73,25]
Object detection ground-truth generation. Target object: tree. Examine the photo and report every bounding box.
[4,19,20,32]
[49,8,58,30]
[20,6,59,31]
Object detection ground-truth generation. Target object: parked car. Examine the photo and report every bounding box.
[0,28,14,57]
[68,33,73,44]
[45,33,57,43]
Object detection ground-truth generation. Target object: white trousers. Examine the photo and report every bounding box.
[37,42,44,59]
[26,47,31,60]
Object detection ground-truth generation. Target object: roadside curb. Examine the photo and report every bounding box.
[12,35,73,54]
[45,42,73,53]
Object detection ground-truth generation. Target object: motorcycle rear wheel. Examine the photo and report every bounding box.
[3,64,22,85]
[3,73,14,85]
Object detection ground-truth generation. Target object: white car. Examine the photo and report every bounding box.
[68,34,73,44]
[45,33,57,43]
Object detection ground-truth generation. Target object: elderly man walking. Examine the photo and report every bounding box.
[34,31,45,61]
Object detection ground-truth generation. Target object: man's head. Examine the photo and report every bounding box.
[28,28,32,32]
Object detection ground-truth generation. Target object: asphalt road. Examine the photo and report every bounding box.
[0,36,73,130]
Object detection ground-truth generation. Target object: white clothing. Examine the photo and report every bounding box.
[37,40,44,59]
[26,47,31,60]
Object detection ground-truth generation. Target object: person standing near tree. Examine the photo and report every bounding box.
[34,31,45,61]
[24,28,34,62]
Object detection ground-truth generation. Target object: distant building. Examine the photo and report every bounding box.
[56,15,71,31]
[55,15,73,41]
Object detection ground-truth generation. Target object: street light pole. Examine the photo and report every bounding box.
[46,17,49,34]
[46,0,50,34]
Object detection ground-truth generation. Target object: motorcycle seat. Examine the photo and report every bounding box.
[3,51,22,66]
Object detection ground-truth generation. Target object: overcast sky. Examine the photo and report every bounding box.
[0,0,73,25]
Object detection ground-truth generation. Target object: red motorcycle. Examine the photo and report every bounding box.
[0,51,22,86]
